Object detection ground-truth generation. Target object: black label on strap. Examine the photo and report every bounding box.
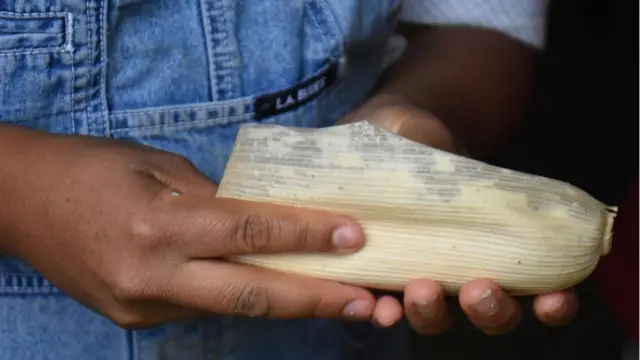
[254,61,338,120]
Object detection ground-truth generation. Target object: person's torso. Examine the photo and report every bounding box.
[0,1,403,359]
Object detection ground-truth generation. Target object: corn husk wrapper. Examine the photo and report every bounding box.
[217,121,616,295]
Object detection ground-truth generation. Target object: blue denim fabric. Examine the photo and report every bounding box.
[0,0,406,359]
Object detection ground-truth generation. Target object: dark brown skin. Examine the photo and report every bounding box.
[338,26,578,334]
[0,125,378,328]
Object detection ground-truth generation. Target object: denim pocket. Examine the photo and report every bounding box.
[0,11,76,127]
[0,12,71,54]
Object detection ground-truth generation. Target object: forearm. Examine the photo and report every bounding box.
[378,25,538,158]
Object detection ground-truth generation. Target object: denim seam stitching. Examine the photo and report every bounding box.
[200,0,217,100]
[0,273,61,293]
[305,1,344,57]
[85,0,93,136]
[0,11,65,19]
[109,98,252,116]
[2,110,74,123]
[319,0,346,41]
[203,1,239,101]
[107,61,339,132]
[70,39,76,134]
[127,328,136,360]
[109,114,251,134]
[217,5,232,100]
[64,12,74,52]
[0,47,69,56]
[109,79,338,134]
[100,0,109,136]
[65,11,75,134]
[305,3,331,50]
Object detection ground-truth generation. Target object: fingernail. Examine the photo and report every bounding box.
[343,300,373,319]
[415,298,439,318]
[372,317,394,328]
[375,313,397,328]
[544,295,574,324]
[332,225,363,250]
[547,296,566,313]
[472,288,499,316]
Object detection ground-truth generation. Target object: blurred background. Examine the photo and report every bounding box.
[410,0,637,358]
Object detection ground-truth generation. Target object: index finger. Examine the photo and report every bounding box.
[170,197,365,257]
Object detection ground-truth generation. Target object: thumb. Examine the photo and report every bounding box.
[366,106,459,153]
[178,198,366,257]
[337,96,464,154]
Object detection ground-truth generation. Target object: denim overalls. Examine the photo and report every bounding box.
[0,1,407,359]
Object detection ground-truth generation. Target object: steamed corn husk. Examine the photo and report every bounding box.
[216,121,616,295]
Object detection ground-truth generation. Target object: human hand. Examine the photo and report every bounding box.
[337,95,578,334]
[2,129,378,329]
